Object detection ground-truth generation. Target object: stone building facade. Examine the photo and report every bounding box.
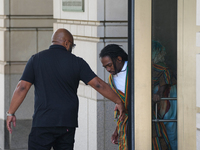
[0,0,199,150]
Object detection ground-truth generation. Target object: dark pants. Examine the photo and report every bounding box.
[28,127,76,150]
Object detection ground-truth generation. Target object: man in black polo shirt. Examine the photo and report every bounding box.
[6,28,125,150]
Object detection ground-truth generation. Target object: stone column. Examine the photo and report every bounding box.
[197,1,200,150]
[0,0,54,149]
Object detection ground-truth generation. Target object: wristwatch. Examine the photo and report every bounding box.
[6,111,15,116]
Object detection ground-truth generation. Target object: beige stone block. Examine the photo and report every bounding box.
[91,26,98,37]
[70,25,78,36]
[97,26,104,37]
[88,0,97,20]
[197,0,200,26]
[97,101,105,150]
[0,0,9,15]
[0,30,9,61]
[97,0,104,20]
[10,74,34,119]
[88,99,97,150]
[97,42,104,76]
[0,18,6,27]
[197,113,200,129]
[74,96,88,150]
[53,22,58,31]
[10,0,53,15]
[0,17,9,28]
[38,31,53,52]
[73,40,97,72]
[197,129,200,150]
[63,24,71,31]
[197,32,200,47]
[77,83,85,97]
[0,30,5,61]
[10,18,55,28]
[57,23,64,30]
[91,88,97,100]
[197,54,200,107]
[0,0,3,15]
[9,64,26,74]
[0,64,5,74]
[105,0,128,21]
[0,74,5,119]
[85,86,92,98]
[105,25,127,37]
[104,100,118,150]
[10,31,37,61]
[4,30,9,61]
[53,0,61,19]
[77,25,85,36]
[85,25,92,37]
[5,75,10,112]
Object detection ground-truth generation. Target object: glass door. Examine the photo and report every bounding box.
[152,0,177,150]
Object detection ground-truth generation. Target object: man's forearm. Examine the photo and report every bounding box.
[88,77,122,104]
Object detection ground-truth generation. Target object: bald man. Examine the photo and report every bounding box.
[6,28,125,150]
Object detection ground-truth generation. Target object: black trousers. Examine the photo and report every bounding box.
[28,127,76,150]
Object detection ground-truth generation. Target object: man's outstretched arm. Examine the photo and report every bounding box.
[88,76,125,121]
[6,80,32,134]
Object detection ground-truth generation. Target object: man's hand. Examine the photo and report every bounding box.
[6,116,16,134]
[153,93,161,102]
[88,77,126,121]
[115,102,125,122]
[111,128,118,144]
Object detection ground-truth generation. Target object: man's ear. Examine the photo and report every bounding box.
[64,40,68,46]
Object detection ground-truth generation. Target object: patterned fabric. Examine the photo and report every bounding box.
[152,113,171,150]
[152,62,172,87]
[108,68,128,150]
[152,62,173,150]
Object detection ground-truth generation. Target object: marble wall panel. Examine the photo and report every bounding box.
[197,54,200,107]
[88,100,97,150]
[74,96,88,150]
[10,120,32,150]
[0,0,9,15]
[10,18,55,28]
[197,0,200,26]
[197,129,200,150]
[0,74,4,120]
[97,100,105,150]
[0,30,5,61]
[9,74,34,119]
[104,100,118,150]
[10,0,53,15]
[0,119,5,150]
[105,25,128,37]
[10,31,37,61]
[37,30,53,52]
[105,0,128,21]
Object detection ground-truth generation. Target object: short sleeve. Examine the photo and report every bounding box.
[79,58,97,85]
[20,55,35,84]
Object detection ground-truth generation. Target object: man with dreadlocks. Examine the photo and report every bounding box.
[99,44,128,150]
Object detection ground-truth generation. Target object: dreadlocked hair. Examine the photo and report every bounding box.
[99,44,128,61]
[99,44,128,74]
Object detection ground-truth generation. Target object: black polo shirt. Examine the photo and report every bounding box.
[20,45,96,127]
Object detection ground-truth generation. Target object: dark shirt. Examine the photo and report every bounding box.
[20,45,96,127]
